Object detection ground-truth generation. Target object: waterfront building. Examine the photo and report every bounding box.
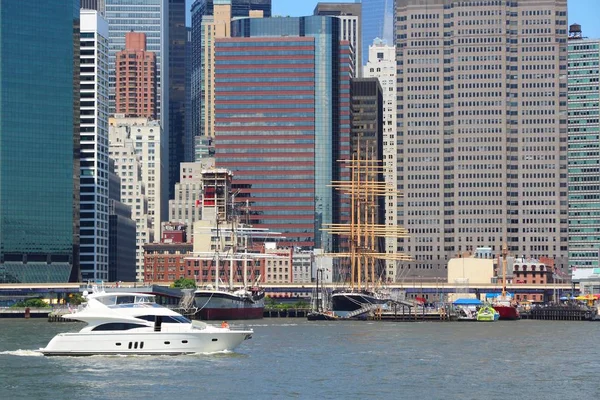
[215,16,353,251]
[567,23,600,281]
[0,0,79,283]
[360,0,394,66]
[108,159,136,282]
[292,250,313,284]
[264,244,292,284]
[115,32,157,119]
[395,0,569,279]
[190,0,271,141]
[168,163,204,241]
[314,2,362,76]
[109,117,167,280]
[364,39,398,279]
[79,10,110,281]
[144,224,193,283]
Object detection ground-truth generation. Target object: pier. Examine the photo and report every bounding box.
[520,305,594,321]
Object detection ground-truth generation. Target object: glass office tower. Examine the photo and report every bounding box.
[361,0,394,66]
[0,0,79,283]
[215,16,352,251]
[567,25,600,281]
[190,0,272,141]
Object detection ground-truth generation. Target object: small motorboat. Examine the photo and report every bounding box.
[476,305,500,322]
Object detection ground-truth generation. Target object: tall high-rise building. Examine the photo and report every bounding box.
[314,2,361,76]
[108,158,136,282]
[214,16,353,250]
[567,23,600,281]
[364,38,398,279]
[109,117,167,280]
[79,10,110,281]
[350,77,386,274]
[360,0,394,66]
[168,0,188,199]
[105,0,170,200]
[395,0,569,279]
[115,32,158,119]
[190,0,272,140]
[0,0,79,283]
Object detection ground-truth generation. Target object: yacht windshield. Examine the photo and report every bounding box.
[96,294,156,306]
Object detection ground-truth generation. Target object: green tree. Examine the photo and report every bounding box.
[11,298,50,308]
[170,277,197,289]
[69,293,85,305]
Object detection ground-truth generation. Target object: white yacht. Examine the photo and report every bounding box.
[40,289,253,356]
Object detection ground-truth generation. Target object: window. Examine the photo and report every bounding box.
[92,323,146,331]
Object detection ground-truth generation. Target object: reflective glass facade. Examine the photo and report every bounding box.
[361,0,394,66]
[168,0,188,197]
[190,0,272,141]
[215,16,352,251]
[0,0,79,283]
[567,38,600,280]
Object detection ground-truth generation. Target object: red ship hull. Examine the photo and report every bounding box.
[493,305,520,320]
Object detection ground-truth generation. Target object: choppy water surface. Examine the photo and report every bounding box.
[1,318,599,399]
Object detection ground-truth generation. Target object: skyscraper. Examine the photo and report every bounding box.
[567,23,600,281]
[314,2,362,76]
[214,16,352,250]
[79,9,110,281]
[109,117,167,281]
[364,38,398,279]
[360,0,394,66]
[168,0,189,199]
[105,0,170,199]
[108,158,136,282]
[395,0,569,278]
[115,32,158,119]
[190,0,272,141]
[0,0,79,283]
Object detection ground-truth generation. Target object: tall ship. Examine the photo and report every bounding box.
[324,150,412,318]
[187,169,279,320]
[492,242,520,320]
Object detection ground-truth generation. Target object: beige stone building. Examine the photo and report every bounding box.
[395,0,569,279]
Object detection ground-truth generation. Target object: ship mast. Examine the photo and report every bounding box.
[323,148,411,290]
[502,241,508,298]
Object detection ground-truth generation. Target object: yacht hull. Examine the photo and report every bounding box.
[40,330,252,356]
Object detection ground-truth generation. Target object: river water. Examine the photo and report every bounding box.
[1,318,599,399]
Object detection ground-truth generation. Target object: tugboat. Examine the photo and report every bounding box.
[492,242,520,320]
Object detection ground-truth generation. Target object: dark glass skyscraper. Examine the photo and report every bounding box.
[361,0,394,66]
[0,0,80,283]
[215,16,352,251]
[168,0,188,198]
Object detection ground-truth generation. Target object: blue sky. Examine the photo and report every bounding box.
[271,0,600,39]
[185,1,600,39]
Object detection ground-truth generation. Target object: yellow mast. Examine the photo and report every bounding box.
[323,153,412,289]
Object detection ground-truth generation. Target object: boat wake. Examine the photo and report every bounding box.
[0,349,44,357]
